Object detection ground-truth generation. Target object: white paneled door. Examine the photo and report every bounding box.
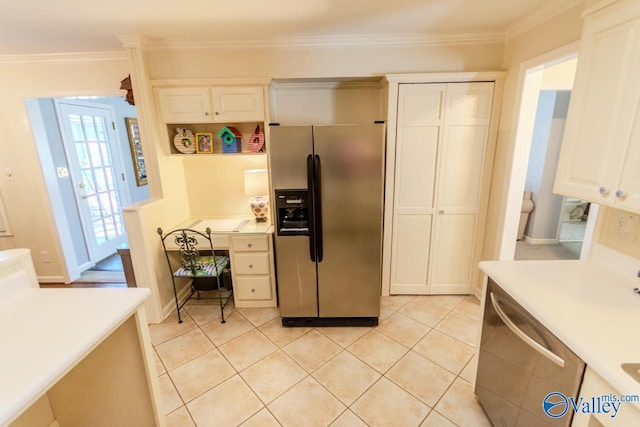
[390,82,494,295]
[56,100,128,263]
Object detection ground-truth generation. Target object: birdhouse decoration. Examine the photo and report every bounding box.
[217,126,242,153]
[248,125,265,153]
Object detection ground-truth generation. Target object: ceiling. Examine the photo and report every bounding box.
[0,0,581,55]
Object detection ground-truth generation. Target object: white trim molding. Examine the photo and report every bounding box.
[125,32,505,52]
[0,51,127,64]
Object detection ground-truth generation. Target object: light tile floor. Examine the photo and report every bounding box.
[149,295,491,427]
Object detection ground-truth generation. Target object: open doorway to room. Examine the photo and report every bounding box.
[26,96,150,283]
[501,44,599,261]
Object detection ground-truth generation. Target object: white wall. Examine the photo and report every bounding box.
[524,90,570,241]
[147,43,505,80]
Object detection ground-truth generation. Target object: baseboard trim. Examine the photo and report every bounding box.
[523,236,559,245]
[37,275,66,283]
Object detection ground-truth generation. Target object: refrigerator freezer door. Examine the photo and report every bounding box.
[313,124,385,317]
[269,126,318,317]
[269,126,313,190]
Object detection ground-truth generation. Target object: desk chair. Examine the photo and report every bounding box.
[158,227,232,323]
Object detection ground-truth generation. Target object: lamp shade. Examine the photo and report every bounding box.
[244,169,269,196]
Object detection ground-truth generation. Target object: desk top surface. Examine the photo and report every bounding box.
[176,216,273,234]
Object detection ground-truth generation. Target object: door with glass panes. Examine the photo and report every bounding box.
[55,100,128,262]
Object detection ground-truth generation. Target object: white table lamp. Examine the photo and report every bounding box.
[244,169,269,222]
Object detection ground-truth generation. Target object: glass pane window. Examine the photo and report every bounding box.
[94,168,107,192]
[88,142,102,167]
[69,114,84,141]
[93,220,106,244]
[99,193,113,215]
[110,191,120,212]
[105,167,116,190]
[87,195,101,220]
[95,116,107,141]
[82,170,95,193]
[83,115,97,141]
[75,143,90,168]
[101,143,111,166]
[104,216,116,239]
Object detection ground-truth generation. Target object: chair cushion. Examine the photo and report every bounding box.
[174,255,229,278]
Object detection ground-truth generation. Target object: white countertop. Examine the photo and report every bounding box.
[0,287,150,426]
[177,216,273,234]
[479,260,640,408]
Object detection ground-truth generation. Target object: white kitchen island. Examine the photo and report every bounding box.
[0,250,165,427]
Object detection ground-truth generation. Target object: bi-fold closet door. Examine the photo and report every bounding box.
[390,82,494,295]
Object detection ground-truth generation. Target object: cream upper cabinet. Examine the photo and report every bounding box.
[389,81,496,295]
[211,86,265,123]
[156,86,266,123]
[157,87,213,123]
[554,0,640,213]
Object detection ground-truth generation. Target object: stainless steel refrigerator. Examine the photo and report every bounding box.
[269,124,385,326]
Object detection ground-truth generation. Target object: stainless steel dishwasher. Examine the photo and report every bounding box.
[475,279,585,426]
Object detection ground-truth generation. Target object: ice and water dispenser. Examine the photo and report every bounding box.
[274,189,310,236]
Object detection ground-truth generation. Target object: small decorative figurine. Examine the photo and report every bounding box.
[248,125,265,153]
[217,126,242,153]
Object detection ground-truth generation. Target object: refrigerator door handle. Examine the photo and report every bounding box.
[314,154,323,262]
[307,154,316,262]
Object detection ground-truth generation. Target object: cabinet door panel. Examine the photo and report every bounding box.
[398,84,444,122]
[555,15,640,203]
[430,213,475,294]
[438,125,488,213]
[211,87,265,122]
[156,87,212,123]
[445,83,494,123]
[617,99,640,211]
[394,126,439,214]
[390,214,431,294]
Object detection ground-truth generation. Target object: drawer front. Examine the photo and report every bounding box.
[235,276,272,300]
[211,234,230,249]
[231,235,269,252]
[233,253,270,275]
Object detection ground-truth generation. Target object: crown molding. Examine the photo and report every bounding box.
[0,50,127,64]
[147,32,505,51]
[505,0,585,40]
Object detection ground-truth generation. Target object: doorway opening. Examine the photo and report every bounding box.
[27,96,149,283]
[502,44,599,261]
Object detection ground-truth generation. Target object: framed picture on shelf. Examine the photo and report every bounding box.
[196,132,213,154]
[124,117,147,186]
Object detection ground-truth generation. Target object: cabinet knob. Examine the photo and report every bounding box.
[616,190,627,200]
[247,243,252,248]
[248,264,253,268]
[438,209,445,214]
[251,288,256,293]
[204,112,209,116]
[215,111,220,116]
[599,186,609,196]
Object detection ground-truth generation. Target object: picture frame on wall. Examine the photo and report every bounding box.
[125,117,147,186]
[196,132,214,154]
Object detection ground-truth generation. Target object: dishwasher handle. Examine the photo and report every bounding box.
[490,292,566,369]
